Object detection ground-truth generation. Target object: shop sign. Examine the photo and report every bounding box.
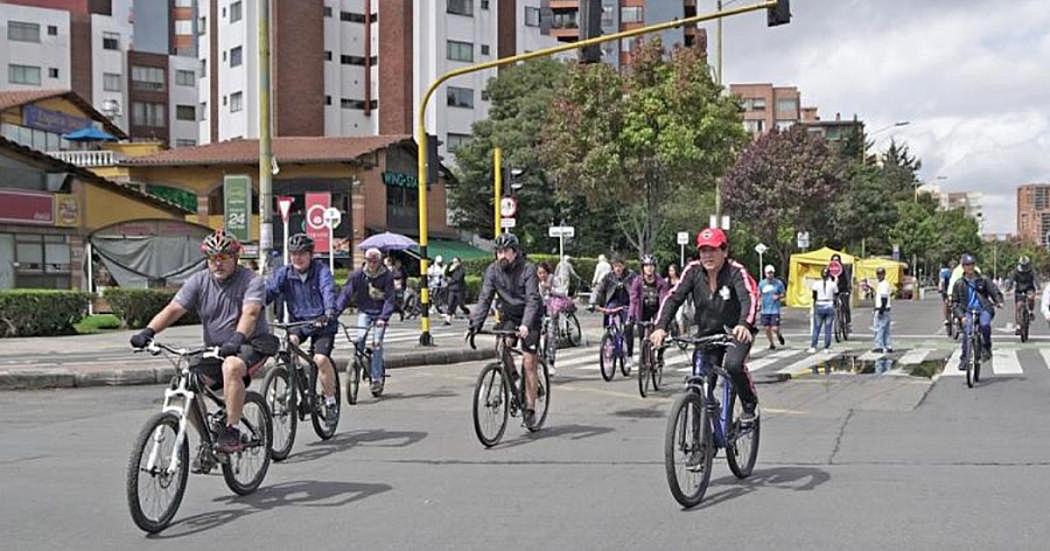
[223,175,251,242]
[0,189,53,225]
[383,171,429,190]
[23,104,92,135]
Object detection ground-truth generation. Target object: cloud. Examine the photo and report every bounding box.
[704,0,1050,235]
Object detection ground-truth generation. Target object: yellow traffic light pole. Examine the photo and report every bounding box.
[415,0,781,345]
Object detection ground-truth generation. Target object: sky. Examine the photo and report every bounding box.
[699,0,1050,235]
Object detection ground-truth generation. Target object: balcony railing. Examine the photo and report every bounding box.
[47,149,121,167]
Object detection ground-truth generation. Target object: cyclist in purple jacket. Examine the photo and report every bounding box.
[335,247,396,396]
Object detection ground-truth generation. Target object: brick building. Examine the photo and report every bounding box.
[1016,184,1050,246]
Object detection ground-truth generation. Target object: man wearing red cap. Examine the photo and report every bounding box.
[650,227,761,425]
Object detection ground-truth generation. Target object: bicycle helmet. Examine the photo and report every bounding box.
[641,254,657,266]
[287,233,315,253]
[201,228,242,255]
[960,253,976,265]
[493,232,520,251]
[1018,255,1031,271]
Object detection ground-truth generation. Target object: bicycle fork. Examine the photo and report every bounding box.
[150,378,195,475]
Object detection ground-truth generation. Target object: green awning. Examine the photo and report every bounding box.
[412,239,490,261]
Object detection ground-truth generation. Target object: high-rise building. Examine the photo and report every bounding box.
[1016,184,1050,245]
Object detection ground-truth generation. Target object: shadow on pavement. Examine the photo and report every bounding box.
[682,465,831,512]
[280,429,428,465]
[370,388,458,402]
[151,479,392,538]
[498,423,615,449]
[611,404,666,419]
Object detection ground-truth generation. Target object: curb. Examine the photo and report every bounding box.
[0,346,497,391]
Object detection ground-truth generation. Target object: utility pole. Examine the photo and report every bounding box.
[714,0,724,223]
[257,0,273,276]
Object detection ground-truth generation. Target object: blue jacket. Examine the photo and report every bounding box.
[266,259,337,323]
[335,266,396,321]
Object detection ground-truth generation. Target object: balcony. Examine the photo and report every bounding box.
[47,149,122,167]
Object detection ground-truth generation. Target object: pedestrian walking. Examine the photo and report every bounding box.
[809,268,837,353]
[443,257,469,324]
[592,254,611,293]
[760,265,786,350]
[872,267,893,352]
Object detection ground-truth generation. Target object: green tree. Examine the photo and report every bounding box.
[541,39,746,257]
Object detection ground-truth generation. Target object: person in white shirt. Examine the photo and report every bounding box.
[1040,281,1050,326]
[873,267,893,353]
[809,268,837,353]
[591,254,611,293]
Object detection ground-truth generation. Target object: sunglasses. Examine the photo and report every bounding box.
[207,253,233,263]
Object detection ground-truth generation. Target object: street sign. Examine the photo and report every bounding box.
[754,243,768,255]
[677,231,690,245]
[722,215,731,230]
[709,215,731,230]
[796,231,810,249]
[500,217,516,229]
[223,175,250,242]
[499,196,517,218]
[305,192,331,252]
[277,195,293,223]
[548,225,575,238]
[892,244,900,261]
[323,207,342,228]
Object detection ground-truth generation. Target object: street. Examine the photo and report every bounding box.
[4,297,1050,550]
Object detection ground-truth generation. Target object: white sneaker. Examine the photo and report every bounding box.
[823,348,833,354]
[625,357,634,370]
[807,347,817,354]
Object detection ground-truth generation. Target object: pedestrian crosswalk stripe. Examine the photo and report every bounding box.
[1041,349,1050,372]
[991,348,1023,375]
[748,349,799,371]
[898,348,932,365]
[941,349,964,376]
[778,350,842,375]
[857,350,886,362]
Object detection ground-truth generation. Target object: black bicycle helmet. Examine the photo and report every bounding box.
[641,254,657,266]
[287,233,315,253]
[201,228,242,255]
[493,232,520,251]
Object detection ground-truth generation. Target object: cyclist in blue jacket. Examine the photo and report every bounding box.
[266,233,339,421]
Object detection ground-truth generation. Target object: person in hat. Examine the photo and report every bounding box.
[872,266,894,353]
[950,253,1003,365]
[759,264,786,350]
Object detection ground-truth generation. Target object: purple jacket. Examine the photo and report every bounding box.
[629,274,669,321]
[335,266,396,321]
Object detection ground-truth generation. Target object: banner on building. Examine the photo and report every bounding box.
[223,175,251,242]
[54,194,80,227]
[0,189,53,225]
[305,192,331,253]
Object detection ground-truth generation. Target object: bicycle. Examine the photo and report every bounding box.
[341,321,386,403]
[538,301,583,368]
[963,308,984,389]
[636,320,664,398]
[468,328,551,447]
[1017,292,1034,343]
[596,305,629,381]
[663,333,760,508]
[833,295,850,342]
[261,319,341,461]
[126,341,271,533]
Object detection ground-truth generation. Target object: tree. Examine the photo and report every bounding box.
[541,39,747,257]
[722,125,846,275]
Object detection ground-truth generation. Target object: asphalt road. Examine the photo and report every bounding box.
[3,296,1050,550]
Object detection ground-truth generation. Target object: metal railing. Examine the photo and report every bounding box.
[47,149,120,167]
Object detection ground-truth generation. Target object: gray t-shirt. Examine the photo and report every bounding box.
[174,266,270,346]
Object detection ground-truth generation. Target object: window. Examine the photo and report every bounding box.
[743,119,764,134]
[229,46,242,67]
[446,40,473,62]
[324,50,332,61]
[103,73,122,91]
[621,6,643,23]
[480,89,489,101]
[103,31,119,50]
[324,95,331,105]
[340,11,366,22]
[199,16,207,34]
[175,69,195,86]
[8,64,41,86]
[552,10,577,28]
[446,133,471,152]
[176,105,196,121]
[230,1,242,22]
[200,59,207,77]
[601,7,614,26]
[747,97,766,111]
[447,86,473,109]
[47,25,58,36]
[48,68,59,79]
[175,0,193,6]
[131,65,165,91]
[448,0,473,16]
[175,20,193,35]
[481,0,489,8]
[775,120,794,131]
[524,6,541,27]
[775,98,797,115]
[175,138,196,147]
[324,6,332,17]
[230,91,243,112]
[131,102,166,127]
[480,44,490,56]
[8,21,40,43]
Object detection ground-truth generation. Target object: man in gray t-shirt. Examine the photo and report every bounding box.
[130,229,273,455]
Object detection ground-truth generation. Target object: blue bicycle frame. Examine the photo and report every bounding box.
[604,309,626,360]
[690,349,734,449]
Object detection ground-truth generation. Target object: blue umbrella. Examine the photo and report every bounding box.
[63,126,116,142]
[356,232,418,252]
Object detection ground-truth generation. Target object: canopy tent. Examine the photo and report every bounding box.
[786,247,856,307]
[855,257,907,297]
[89,220,213,289]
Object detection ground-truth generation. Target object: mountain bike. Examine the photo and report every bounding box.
[664,333,760,508]
[1018,292,1034,343]
[636,320,664,398]
[833,295,850,342]
[261,319,341,461]
[468,328,551,447]
[597,305,629,381]
[341,322,384,403]
[963,309,983,389]
[126,341,271,533]
[538,302,583,369]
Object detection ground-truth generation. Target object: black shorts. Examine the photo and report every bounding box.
[1015,290,1035,302]
[496,319,541,353]
[191,346,270,390]
[295,329,336,357]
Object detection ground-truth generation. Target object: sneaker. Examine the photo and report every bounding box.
[624,357,634,371]
[1014,327,1021,336]
[777,333,785,346]
[807,347,817,354]
[324,398,339,425]
[523,408,536,427]
[981,347,992,362]
[885,347,895,353]
[739,407,759,427]
[823,347,833,354]
[215,425,243,454]
[768,344,777,351]
[370,380,384,397]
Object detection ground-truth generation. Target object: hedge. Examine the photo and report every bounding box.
[0,289,90,337]
[104,288,200,329]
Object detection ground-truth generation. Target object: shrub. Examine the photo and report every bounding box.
[104,288,200,329]
[0,289,90,337]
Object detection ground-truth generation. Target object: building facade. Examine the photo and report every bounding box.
[1017,184,1050,246]
[730,83,814,137]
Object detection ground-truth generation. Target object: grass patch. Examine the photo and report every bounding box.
[74,314,122,334]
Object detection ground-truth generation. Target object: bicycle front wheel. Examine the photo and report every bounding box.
[347,356,363,406]
[638,341,651,398]
[473,363,509,447]
[599,333,616,382]
[222,391,272,495]
[565,313,582,347]
[664,391,713,508]
[310,363,341,440]
[126,412,189,533]
[527,358,551,432]
[261,364,296,461]
[725,388,760,479]
[652,348,664,391]
[966,340,977,389]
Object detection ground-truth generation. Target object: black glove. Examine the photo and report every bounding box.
[313,314,331,328]
[130,327,155,349]
[219,332,247,357]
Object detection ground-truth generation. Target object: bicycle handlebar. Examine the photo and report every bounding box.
[273,318,328,331]
[667,333,735,350]
[466,328,520,350]
[133,340,221,359]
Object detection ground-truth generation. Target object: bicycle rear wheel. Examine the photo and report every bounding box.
[664,391,713,508]
[222,391,272,495]
[966,336,977,389]
[261,364,296,461]
[599,333,616,381]
[472,363,509,447]
[347,355,364,406]
[638,341,652,398]
[565,313,582,347]
[310,363,341,440]
[126,412,189,534]
[725,388,760,479]
[526,359,551,432]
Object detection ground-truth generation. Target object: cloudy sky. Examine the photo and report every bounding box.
[699,0,1050,234]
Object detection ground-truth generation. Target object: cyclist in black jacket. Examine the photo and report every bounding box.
[651,228,761,425]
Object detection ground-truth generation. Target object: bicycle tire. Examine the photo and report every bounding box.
[472,363,509,447]
[347,355,364,405]
[599,333,616,381]
[725,387,760,479]
[566,313,582,347]
[638,341,651,398]
[1021,308,1030,343]
[310,363,341,440]
[126,411,189,534]
[261,365,296,461]
[652,349,664,391]
[527,358,551,432]
[664,391,713,508]
[221,391,272,495]
[966,335,977,388]
[620,343,631,377]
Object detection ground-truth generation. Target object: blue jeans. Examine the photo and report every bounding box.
[961,309,993,361]
[356,312,387,381]
[811,305,835,349]
[874,310,891,350]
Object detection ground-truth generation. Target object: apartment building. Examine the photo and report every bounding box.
[730,83,812,136]
[1016,184,1050,246]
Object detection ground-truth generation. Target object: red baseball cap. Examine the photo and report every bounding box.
[695,227,728,249]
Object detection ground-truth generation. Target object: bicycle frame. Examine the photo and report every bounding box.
[601,308,626,358]
[689,351,734,449]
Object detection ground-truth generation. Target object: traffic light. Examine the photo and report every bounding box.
[767,0,790,26]
[579,0,603,63]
